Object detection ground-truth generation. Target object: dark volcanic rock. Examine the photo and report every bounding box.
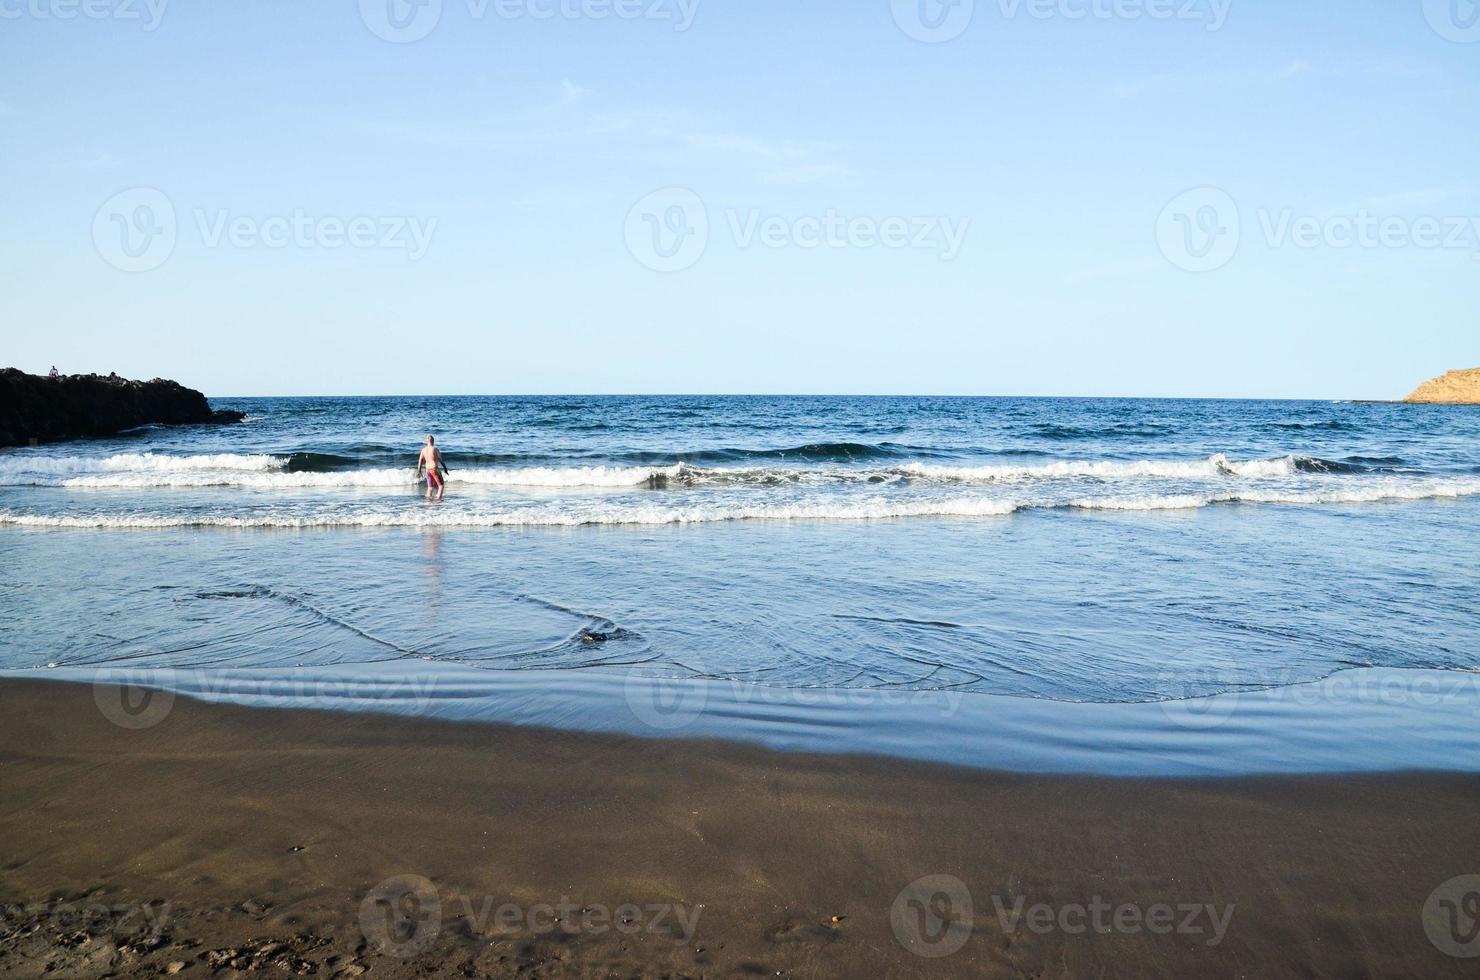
[0,368,244,448]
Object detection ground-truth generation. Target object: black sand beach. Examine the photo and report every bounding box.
[3,679,1479,978]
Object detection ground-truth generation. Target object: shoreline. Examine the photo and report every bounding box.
[3,678,1479,978]
[19,661,1480,777]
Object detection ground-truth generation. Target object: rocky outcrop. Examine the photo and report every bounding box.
[1404,368,1480,405]
[0,369,244,448]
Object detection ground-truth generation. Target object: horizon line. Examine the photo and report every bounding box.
[202,391,1404,403]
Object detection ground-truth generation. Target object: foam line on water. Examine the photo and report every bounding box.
[0,453,1367,489]
[896,453,1300,481]
[55,464,683,490]
[2,478,1476,528]
[0,452,285,481]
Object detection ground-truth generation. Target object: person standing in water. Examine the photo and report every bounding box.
[416,435,450,500]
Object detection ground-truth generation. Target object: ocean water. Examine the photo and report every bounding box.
[2,395,1479,759]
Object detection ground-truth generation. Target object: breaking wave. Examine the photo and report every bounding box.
[0,452,283,481]
[896,453,1304,482]
[0,452,1391,489]
[5,478,1476,528]
[57,464,684,490]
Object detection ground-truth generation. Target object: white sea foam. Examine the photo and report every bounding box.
[99,453,285,473]
[56,464,683,490]
[0,497,1019,528]
[0,452,285,483]
[61,468,409,489]
[0,452,1327,490]
[1065,478,1480,513]
[457,465,683,488]
[896,454,1299,482]
[4,479,1476,528]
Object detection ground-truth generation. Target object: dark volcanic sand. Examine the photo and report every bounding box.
[2,679,1478,978]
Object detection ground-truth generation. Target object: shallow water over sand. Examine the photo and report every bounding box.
[2,396,1478,770]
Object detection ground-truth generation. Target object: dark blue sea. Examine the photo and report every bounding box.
[3,396,1478,772]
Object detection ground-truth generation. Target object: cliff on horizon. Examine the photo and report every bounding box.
[1404,368,1480,405]
[0,369,244,448]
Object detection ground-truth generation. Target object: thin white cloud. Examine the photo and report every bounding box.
[1113,60,1314,99]
[1270,59,1314,81]
[1367,58,1437,78]
[1064,257,1164,285]
[367,88,849,184]
[684,133,848,183]
[559,79,592,105]
[58,151,126,171]
[1337,183,1477,215]
[762,163,852,186]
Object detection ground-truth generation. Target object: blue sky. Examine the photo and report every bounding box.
[2,0,1476,397]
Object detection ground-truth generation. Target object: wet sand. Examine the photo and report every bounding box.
[2,678,1478,978]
